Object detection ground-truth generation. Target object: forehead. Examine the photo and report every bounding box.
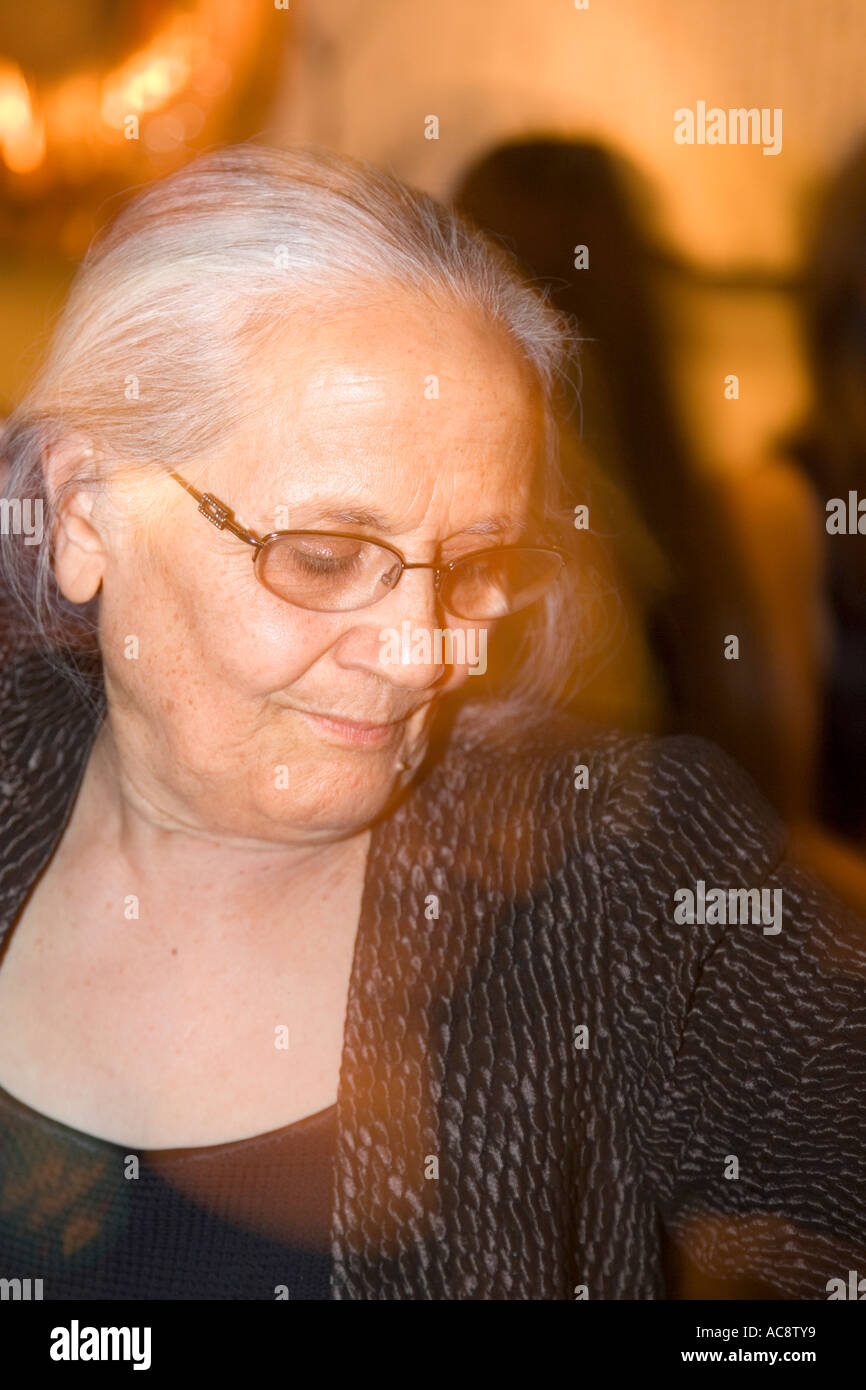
[219,290,547,522]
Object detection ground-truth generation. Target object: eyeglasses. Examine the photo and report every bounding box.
[169,471,569,621]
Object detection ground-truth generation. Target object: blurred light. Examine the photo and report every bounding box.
[0,0,263,188]
[101,46,192,126]
[0,63,32,138]
[127,53,191,113]
[3,113,47,173]
[0,64,46,173]
[99,83,128,129]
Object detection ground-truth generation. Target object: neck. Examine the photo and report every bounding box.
[63,718,372,936]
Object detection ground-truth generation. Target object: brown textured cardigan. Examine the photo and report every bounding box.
[1,641,865,1299]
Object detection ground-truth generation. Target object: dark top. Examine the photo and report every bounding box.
[0,1077,335,1300]
[2,637,866,1298]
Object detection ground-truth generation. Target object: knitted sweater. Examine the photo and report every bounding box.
[1,641,865,1300]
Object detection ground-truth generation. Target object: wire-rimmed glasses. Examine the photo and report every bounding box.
[170,471,568,621]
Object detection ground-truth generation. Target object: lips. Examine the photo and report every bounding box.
[298,709,407,748]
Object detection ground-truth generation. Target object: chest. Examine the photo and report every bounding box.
[0,867,360,1149]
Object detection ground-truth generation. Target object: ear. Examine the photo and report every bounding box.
[44,438,107,605]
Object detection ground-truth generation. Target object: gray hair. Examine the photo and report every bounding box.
[0,141,598,738]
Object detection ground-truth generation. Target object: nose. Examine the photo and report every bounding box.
[334,566,449,690]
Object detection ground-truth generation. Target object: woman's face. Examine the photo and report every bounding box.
[87,289,547,843]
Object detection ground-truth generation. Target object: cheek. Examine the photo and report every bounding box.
[100,545,336,701]
[207,602,334,692]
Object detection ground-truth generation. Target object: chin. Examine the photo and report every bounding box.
[260,749,405,836]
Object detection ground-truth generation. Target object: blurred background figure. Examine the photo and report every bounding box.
[454,141,768,752]
[453,136,866,916]
[787,138,866,846]
[761,135,866,913]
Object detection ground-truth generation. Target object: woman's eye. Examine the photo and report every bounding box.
[294,552,358,574]
[286,539,365,575]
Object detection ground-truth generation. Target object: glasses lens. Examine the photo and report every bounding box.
[256,534,401,610]
[444,548,564,619]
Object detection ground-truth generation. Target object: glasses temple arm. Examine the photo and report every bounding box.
[169,471,262,549]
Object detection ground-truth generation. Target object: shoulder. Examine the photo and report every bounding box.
[593,728,788,875]
[411,713,789,925]
[419,717,804,1091]
[437,712,786,862]
[0,623,103,794]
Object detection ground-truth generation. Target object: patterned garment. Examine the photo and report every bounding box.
[1,639,865,1299]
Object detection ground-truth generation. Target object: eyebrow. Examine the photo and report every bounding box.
[297,507,532,538]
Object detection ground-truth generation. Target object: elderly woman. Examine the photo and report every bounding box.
[0,144,864,1302]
